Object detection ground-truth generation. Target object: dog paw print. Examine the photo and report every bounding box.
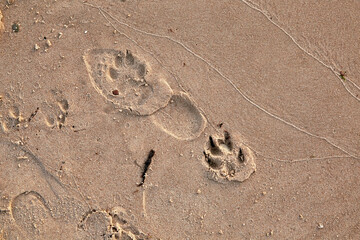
[83,48,172,115]
[78,207,154,240]
[110,207,152,240]
[0,95,26,133]
[42,96,69,129]
[203,131,256,182]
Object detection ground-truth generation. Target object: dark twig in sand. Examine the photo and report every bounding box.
[28,107,39,122]
[138,149,155,187]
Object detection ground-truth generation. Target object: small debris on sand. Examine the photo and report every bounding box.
[6,0,15,5]
[0,10,4,33]
[34,44,40,51]
[266,230,274,237]
[317,223,324,229]
[112,89,119,95]
[12,22,20,32]
[46,39,52,47]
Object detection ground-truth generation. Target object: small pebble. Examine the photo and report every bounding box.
[34,44,40,50]
[317,223,324,229]
[12,22,20,32]
[46,39,52,47]
[266,230,274,237]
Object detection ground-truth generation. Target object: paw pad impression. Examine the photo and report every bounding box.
[203,131,256,182]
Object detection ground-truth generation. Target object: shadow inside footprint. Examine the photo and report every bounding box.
[203,131,256,183]
[151,92,207,140]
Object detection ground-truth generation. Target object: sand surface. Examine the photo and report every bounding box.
[0,0,360,239]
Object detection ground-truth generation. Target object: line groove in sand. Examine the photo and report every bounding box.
[84,2,359,161]
[239,0,360,102]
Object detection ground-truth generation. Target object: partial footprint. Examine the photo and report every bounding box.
[0,108,23,132]
[0,139,87,238]
[151,92,206,140]
[203,131,256,182]
[79,207,154,240]
[10,191,58,238]
[110,206,151,240]
[83,49,205,140]
[83,48,173,115]
[41,91,69,129]
[0,90,69,131]
[78,210,113,239]
[0,94,26,133]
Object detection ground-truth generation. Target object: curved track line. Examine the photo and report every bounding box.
[84,2,359,160]
[240,0,360,102]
